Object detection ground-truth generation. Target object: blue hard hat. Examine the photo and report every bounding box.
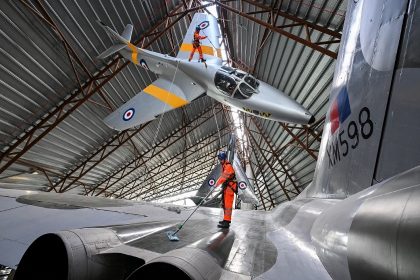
[218,151,227,160]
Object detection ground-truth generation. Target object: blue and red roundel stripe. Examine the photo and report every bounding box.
[330,87,351,134]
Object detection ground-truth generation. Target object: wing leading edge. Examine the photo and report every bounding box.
[104,71,204,131]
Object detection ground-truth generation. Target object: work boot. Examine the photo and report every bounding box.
[217,220,230,229]
[218,220,230,224]
[200,58,206,63]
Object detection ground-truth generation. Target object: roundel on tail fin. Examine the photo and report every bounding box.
[208,178,215,186]
[198,21,210,30]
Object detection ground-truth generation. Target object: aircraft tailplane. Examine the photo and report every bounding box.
[97,44,126,59]
[121,24,133,41]
[96,21,133,59]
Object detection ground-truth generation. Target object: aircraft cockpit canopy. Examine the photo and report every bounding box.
[215,66,259,99]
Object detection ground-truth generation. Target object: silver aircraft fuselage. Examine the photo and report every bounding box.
[119,48,314,125]
[178,60,315,125]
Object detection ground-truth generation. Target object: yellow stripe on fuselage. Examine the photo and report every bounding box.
[127,43,138,64]
[143,84,188,108]
[179,43,222,58]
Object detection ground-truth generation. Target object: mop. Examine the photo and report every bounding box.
[166,187,216,241]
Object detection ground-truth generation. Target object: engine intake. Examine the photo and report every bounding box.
[14,229,144,280]
[127,230,235,280]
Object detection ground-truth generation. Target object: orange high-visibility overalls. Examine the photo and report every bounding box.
[216,161,237,222]
[189,31,207,61]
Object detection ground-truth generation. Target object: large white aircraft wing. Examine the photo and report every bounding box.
[0,189,186,269]
[104,74,204,131]
[176,13,222,65]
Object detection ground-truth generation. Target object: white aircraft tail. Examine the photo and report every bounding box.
[194,134,258,205]
[306,0,413,199]
[176,13,222,64]
[97,21,133,59]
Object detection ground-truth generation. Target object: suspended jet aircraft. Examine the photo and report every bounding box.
[97,13,314,131]
[2,1,420,279]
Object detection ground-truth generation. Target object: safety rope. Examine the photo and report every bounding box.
[150,59,180,158]
[211,99,222,152]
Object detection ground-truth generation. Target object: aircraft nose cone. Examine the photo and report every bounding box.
[256,81,315,125]
[308,115,316,124]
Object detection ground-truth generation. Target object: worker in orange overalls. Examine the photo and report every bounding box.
[215,151,237,229]
[188,26,207,63]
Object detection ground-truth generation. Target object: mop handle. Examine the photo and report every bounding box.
[201,29,218,50]
[172,187,216,235]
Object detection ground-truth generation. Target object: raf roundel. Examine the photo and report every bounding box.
[139,59,149,70]
[123,108,135,121]
[208,178,215,186]
[238,181,247,190]
[198,21,210,30]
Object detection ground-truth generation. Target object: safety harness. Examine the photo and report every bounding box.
[221,162,237,194]
[192,32,201,48]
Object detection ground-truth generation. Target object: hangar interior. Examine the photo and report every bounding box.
[0,0,345,206]
[0,0,345,276]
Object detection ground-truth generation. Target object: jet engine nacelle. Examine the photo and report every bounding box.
[14,228,145,280]
[311,166,420,280]
[127,230,235,280]
[14,228,235,280]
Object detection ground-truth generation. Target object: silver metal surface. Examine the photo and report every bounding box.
[309,0,409,198]
[375,1,420,182]
[3,1,420,280]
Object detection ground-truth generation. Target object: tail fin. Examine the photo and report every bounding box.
[307,0,410,198]
[121,24,133,41]
[96,21,133,59]
[195,134,258,206]
[176,13,222,64]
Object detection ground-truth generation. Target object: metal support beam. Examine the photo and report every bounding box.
[86,105,223,196]
[246,124,291,201]
[116,132,226,199]
[242,118,276,207]
[251,117,301,194]
[142,150,220,200]
[250,0,280,75]
[250,153,276,208]
[276,116,324,157]
[49,122,150,193]
[119,128,229,200]
[0,1,199,176]
[280,123,318,160]
[214,0,340,59]
[248,159,267,211]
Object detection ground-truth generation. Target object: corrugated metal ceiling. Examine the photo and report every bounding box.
[0,0,347,208]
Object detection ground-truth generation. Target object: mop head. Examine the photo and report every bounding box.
[166,230,179,241]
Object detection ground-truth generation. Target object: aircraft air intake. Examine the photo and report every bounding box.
[14,229,145,280]
[127,230,235,280]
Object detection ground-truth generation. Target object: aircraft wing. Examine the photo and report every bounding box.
[0,187,341,280]
[104,74,204,130]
